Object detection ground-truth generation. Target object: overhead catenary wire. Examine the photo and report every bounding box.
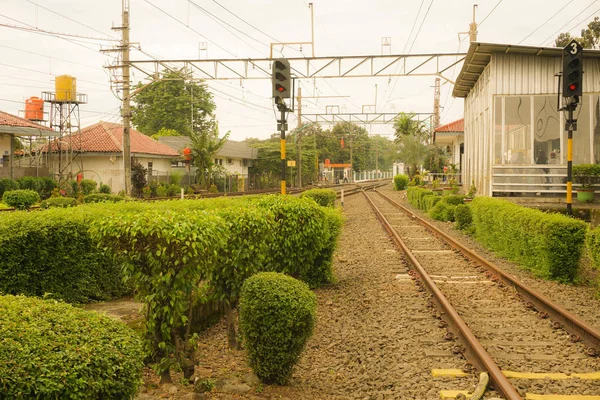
[539,0,600,46]
[478,0,504,26]
[518,0,576,44]
[0,44,104,71]
[141,0,239,59]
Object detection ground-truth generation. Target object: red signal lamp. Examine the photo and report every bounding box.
[569,84,577,91]
[276,84,285,92]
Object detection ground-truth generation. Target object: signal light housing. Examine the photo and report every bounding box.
[272,59,291,101]
[562,39,583,98]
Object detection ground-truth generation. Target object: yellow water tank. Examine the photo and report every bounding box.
[55,75,76,102]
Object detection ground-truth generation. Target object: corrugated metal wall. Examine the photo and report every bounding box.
[465,53,600,197]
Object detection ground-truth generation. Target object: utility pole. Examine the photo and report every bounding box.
[309,3,315,57]
[433,77,441,129]
[297,87,302,187]
[469,4,478,42]
[122,0,131,196]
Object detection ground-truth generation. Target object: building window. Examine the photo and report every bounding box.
[227,158,233,165]
[147,162,153,178]
[242,159,249,167]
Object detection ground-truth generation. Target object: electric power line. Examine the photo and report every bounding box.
[0,44,104,71]
[518,0,576,44]
[407,0,436,54]
[539,0,600,46]
[402,0,426,54]
[141,0,239,59]
[478,0,505,26]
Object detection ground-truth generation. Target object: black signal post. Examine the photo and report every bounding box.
[272,59,291,195]
[562,39,583,215]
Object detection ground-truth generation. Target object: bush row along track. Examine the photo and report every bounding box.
[365,189,600,400]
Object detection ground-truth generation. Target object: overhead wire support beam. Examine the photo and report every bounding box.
[301,112,433,125]
[129,52,466,82]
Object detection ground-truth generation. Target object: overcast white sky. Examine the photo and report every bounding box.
[1,0,598,141]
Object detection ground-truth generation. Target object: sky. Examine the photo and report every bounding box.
[1,0,598,141]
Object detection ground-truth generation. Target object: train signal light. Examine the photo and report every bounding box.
[272,59,291,101]
[562,39,583,98]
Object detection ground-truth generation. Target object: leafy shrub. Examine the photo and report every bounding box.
[17,176,57,199]
[167,184,180,196]
[471,197,586,282]
[423,195,441,212]
[586,226,600,270]
[443,195,465,205]
[99,183,111,194]
[169,172,182,186]
[573,164,600,187]
[209,184,218,193]
[84,193,125,203]
[454,204,473,230]
[90,209,229,380]
[131,162,147,197]
[156,184,168,197]
[301,188,337,207]
[407,187,434,210]
[0,178,19,198]
[239,272,316,385]
[429,201,457,222]
[253,195,343,288]
[393,174,409,190]
[79,179,98,195]
[40,196,78,209]
[0,208,129,303]
[2,189,40,209]
[0,295,144,399]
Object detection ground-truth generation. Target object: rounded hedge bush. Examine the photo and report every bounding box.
[300,188,337,207]
[393,174,409,190]
[84,193,125,203]
[454,204,473,230]
[2,189,40,209]
[239,272,317,385]
[40,196,78,209]
[0,295,144,399]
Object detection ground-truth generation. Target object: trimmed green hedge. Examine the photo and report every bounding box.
[300,188,337,207]
[423,195,441,212]
[40,196,78,209]
[0,208,129,303]
[471,197,586,282]
[407,187,434,210]
[393,174,409,191]
[0,295,144,399]
[454,204,473,230]
[84,193,125,203]
[17,176,57,200]
[239,272,316,385]
[586,226,600,270]
[2,189,40,210]
[253,195,343,288]
[0,178,19,199]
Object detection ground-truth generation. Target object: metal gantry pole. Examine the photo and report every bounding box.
[279,104,287,195]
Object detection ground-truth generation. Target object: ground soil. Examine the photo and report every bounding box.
[87,183,600,399]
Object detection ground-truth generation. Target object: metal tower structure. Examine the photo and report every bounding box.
[42,88,88,182]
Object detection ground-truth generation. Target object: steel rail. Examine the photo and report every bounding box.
[375,189,600,356]
[362,190,523,400]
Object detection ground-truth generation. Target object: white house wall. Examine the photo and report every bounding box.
[464,65,493,196]
[0,134,10,167]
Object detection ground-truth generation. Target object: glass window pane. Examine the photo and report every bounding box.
[533,96,560,165]
[494,97,502,165]
[505,96,532,165]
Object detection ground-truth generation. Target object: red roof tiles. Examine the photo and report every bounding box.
[44,122,179,157]
[434,118,464,133]
[0,110,53,131]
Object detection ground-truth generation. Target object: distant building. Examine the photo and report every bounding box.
[158,136,258,190]
[453,42,600,196]
[43,122,179,193]
[0,110,54,179]
[433,118,464,179]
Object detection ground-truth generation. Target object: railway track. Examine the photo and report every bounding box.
[363,189,600,400]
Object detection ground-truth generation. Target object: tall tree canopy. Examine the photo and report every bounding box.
[555,17,600,49]
[131,69,216,137]
[190,123,229,190]
[393,113,430,177]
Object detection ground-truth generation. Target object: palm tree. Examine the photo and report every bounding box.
[393,113,430,178]
[190,122,230,189]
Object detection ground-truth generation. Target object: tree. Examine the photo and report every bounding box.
[393,113,430,178]
[190,122,229,190]
[131,69,216,137]
[555,17,600,48]
[423,146,448,174]
[150,128,181,141]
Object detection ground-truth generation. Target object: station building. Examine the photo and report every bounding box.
[453,42,600,197]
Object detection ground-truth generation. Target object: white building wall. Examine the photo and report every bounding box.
[0,134,10,167]
[464,65,493,196]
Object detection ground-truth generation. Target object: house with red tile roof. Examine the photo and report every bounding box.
[43,121,179,193]
[433,118,464,179]
[0,110,54,179]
